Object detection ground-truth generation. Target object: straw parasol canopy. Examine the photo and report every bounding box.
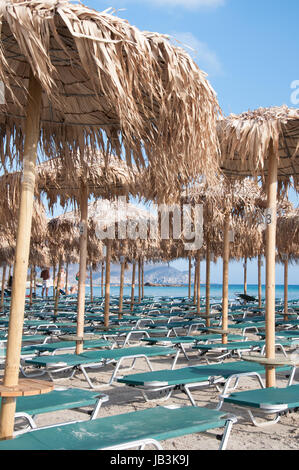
[218,106,299,188]
[219,105,299,388]
[0,0,220,186]
[276,206,299,255]
[0,1,223,439]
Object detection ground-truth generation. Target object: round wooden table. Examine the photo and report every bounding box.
[0,379,53,397]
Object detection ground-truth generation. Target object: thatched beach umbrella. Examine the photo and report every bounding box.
[89,199,159,324]
[0,0,221,439]
[276,206,299,320]
[219,105,299,387]
[183,177,265,337]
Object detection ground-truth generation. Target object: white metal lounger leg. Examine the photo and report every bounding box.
[246,409,282,427]
[14,412,37,435]
[140,387,174,403]
[287,366,297,386]
[218,417,237,450]
[109,355,154,386]
[171,350,181,369]
[20,363,46,378]
[104,439,163,450]
[182,384,197,407]
[89,395,109,420]
[181,380,211,407]
[216,372,265,410]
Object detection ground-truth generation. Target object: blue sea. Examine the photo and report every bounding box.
[84,284,299,302]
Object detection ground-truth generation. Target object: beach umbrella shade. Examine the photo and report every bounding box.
[219,105,299,386]
[0,0,221,439]
[276,206,299,320]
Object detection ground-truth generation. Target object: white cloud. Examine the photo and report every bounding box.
[172,32,223,77]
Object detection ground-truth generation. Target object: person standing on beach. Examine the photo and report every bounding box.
[41,267,51,298]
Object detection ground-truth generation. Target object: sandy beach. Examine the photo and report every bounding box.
[9,329,298,452]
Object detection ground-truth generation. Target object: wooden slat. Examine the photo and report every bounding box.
[0,379,53,397]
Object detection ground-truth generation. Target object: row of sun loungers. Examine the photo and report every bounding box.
[0,294,298,450]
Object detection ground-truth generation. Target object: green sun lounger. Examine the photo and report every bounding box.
[23,346,179,388]
[0,405,237,450]
[32,339,114,354]
[259,330,299,339]
[4,388,109,434]
[117,360,293,406]
[192,340,297,362]
[221,384,299,427]
[141,335,246,361]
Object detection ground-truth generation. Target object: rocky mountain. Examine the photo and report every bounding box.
[61,262,193,286]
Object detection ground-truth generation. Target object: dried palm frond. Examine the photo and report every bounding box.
[0,0,221,193]
[218,106,299,189]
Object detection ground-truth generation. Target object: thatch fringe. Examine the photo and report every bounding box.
[0,0,221,192]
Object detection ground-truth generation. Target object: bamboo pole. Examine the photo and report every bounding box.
[54,258,63,317]
[265,147,278,388]
[65,262,69,295]
[0,70,42,441]
[193,259,197,305]
[141,258,144,299]
[222,213,230,344]
[52,263,56,300]
[188,256,192,299]
[205,235,211,328]
[33,265,36,297]
[104,241,111,328]
[258,254,262,309]
[119,256,125,319]
[138,258,141,303]
[243,257,248,295]
[196,251,201,314]
[0,265,7,311]
[101,261,104,298]
[130,261,136,312]
[76,183,88,355]
[29,266,33,307]
[89,264,93,303]
[283,256,289,322]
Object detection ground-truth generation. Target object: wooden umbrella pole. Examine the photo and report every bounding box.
[138,258,141,303]
[141,258,144,299]
[193,259,197,305]
[130,261,136,312]
[90,264,93,303]
[54,258,63,317]
[265,147,278,388]
[65,262,69,295]
[0,70,42,441]
[29,266,33,307]
[76,183,88,355]
[205,236,211,328]
[188,256,192,299]
[119,258,125,319]
[222,212,230,344]
[284,256,289,322]
[33,265,36,297]
[101,261,104,298]
[52,263,56,300]
[104,241,111,328]
[244,257,248,295]
[196,251,201,314]
[0,265,7,311]
[258,254,262,309]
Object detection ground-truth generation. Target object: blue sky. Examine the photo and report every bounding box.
[50,0,299,284]
[74,0,298,284]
